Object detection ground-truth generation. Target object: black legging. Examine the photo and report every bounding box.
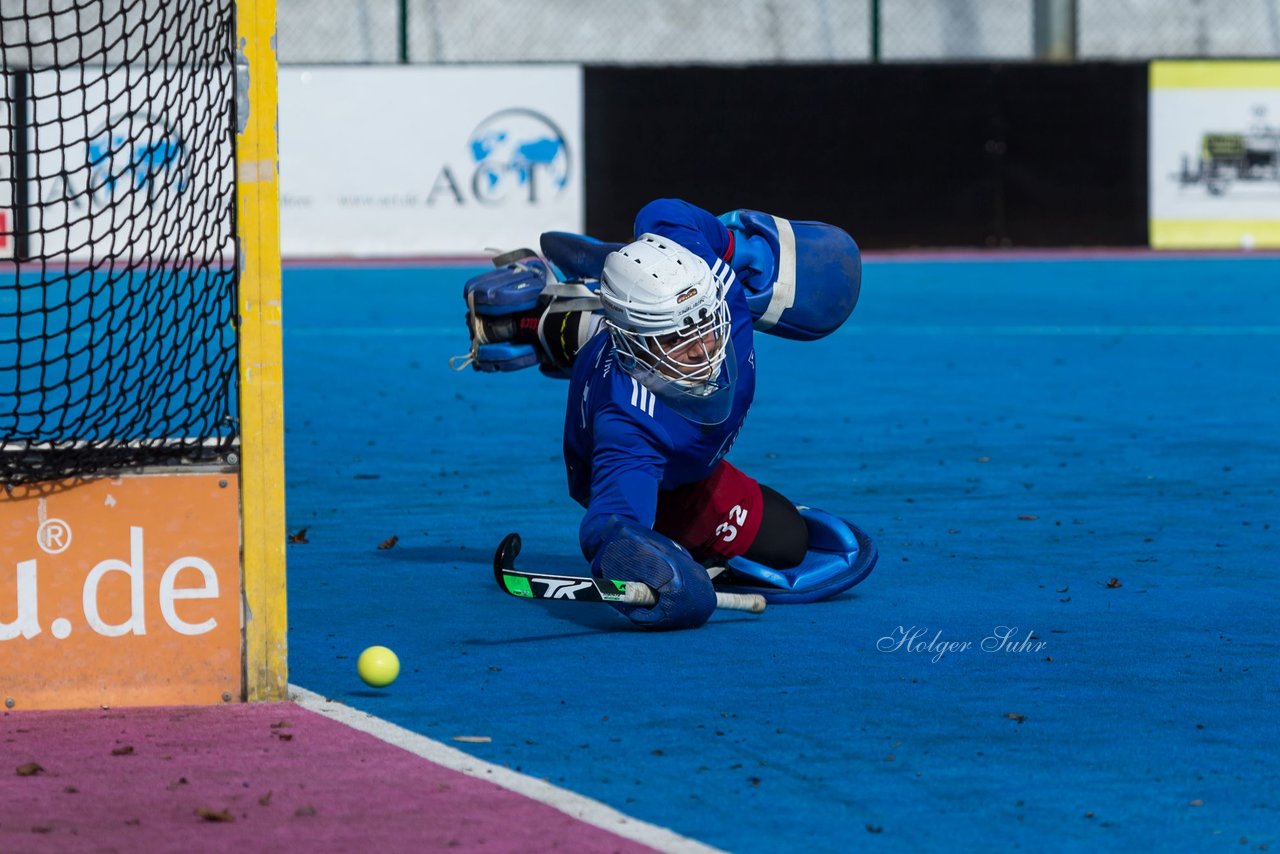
[744,484,809,569]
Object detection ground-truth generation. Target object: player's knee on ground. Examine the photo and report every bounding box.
[743,484,809,569]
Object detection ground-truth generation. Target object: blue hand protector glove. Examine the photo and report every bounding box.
[590,517,716,630]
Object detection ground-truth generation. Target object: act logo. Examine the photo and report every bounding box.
[86,111,188,204]
[468,108,570,204]
[429,108,572,207]
[39,111,190,211]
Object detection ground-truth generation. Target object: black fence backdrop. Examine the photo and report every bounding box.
[584,63,1149,249]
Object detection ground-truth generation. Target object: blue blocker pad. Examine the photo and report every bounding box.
[540,231,625,282]
[719,209,861,342]
[718,508,878,604]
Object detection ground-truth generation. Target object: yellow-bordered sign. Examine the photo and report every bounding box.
[1149,61,1280,249]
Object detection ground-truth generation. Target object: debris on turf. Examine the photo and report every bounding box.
[452,736,491,743]
[196,807,235,823]
[378,535,399,550]
[1005,713,1026,724]
[110,745,134,756]
[1105,577,1123,588]
[1018,514,1038,521]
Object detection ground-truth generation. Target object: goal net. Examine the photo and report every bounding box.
[1,0,238,485]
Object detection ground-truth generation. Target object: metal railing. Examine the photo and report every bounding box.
[275,0,1280,65]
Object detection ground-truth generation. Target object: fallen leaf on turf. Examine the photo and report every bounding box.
[1005,713,1026,724]
[259,791,273,806]
[1056,586,1069,593]
[111,745,134,756]
[196,807,235,823]
[452,736,491,743]
[270,721,291,729]
[64,785,78,793]
[977,456,990,463]
[1106,577,1123,588]
[16,762,43,776]
[272,732,293,741]
[125,818,141,826]
[1189,799,1204,807]
[1018,514,1038,521]
[378,536,399,550]
[866,824,884,834]
[295,806,317,817]
[287,528,309,544]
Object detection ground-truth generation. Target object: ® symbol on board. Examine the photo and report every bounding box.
[37,519,72,555]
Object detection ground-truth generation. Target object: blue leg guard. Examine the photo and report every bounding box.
[539,231,626,281]
[451,260,550,372]
[591,517,717,630]
[718,508,878,604]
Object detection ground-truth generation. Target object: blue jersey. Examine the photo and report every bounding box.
[564,199,758,559]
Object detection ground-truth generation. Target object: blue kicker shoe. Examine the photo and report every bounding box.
[450,259,550,372]
[716,508,878,604]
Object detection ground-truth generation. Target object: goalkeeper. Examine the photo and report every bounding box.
[456,198,874,630]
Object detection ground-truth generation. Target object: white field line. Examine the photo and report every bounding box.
[290,685,724,854]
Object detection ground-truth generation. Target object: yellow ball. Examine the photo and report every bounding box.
[357,645,400,688]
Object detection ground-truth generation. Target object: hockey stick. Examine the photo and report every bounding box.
[492,533,766,614]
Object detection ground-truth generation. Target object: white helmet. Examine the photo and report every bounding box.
[599,234,735,422]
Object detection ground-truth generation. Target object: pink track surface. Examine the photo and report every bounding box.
[1,703,654,853]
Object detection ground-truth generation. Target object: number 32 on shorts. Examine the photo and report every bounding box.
[715,505,749,543]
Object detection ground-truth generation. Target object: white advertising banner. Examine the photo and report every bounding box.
[1149,61,1280,249]
[26,67,234,261]
[279,66,583,257]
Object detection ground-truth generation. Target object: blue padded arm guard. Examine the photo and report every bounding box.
[718,508,878,604]
[590,517,717,630]
[719,209,862,341]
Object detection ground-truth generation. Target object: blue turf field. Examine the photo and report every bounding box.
[284,255,1279,851]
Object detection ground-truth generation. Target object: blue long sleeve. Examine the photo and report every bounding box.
[633,198,732,267]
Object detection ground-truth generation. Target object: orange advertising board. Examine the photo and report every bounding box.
[0,473,242,710]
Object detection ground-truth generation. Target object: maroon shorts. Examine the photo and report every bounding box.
[653,460,763,563]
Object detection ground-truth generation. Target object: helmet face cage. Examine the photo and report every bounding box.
[599,235,736,407]
[608,297,731,392]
